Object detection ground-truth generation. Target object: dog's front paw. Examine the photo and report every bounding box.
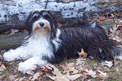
[18,62,37,74]
[3,50,17,62]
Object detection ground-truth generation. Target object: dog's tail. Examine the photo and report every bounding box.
[88,39,120,61]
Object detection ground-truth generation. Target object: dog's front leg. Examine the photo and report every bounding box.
[3,46,29,62]
[18,56,47,73]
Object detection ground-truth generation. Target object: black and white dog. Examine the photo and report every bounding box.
[3,9,121,73]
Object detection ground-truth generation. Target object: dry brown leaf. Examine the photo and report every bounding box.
[60,63,78,74]
[0,50,5,54]
[78,48,88,58]
[0,75,5,79]
[10,29,19,35]
[110,26,118,35]
[97,70,109,80]
[111,13,115,18]
[1,65,6,70]
[67,74,82,81]
[87,79,92,81]
[98,16,106,21]
[97,20,103,24]
[9,75,18,81]
[92,17,98,21]
[40,63,54,70]
[114,19,119,25]
[83,72,88,79]
[18,77,26,81]
[48,66,69,81]
[31,72,41,81]
[101,61,113,68]
[109,34,121,42]
[114,56,120,65]
[38,73,43,81]
[0,55,3,62]
[109,25,122,42]
[116,67,119,72]
[85,69,96,78]
[26,70,35,75]
[0,66,4,72]
[75,58,86,69]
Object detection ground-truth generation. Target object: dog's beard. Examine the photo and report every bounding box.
[32,21,51,39]
[32,28,49,38]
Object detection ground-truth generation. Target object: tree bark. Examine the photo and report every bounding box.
[0,0,122,33]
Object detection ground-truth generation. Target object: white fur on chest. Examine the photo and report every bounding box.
[25,37,54,58]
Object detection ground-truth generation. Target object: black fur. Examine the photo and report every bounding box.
[45,23,119,63]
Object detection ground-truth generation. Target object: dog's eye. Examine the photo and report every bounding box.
[42,12,49,18]
[43,15,49,18]
[33,14,39,19]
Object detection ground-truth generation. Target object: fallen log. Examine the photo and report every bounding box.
[0,0,122,33]
[0,32,27,50]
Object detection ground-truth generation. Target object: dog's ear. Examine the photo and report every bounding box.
[47,11,57,39]
[25,11,34,34]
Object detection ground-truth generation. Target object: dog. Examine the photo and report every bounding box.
[3,9,121,73]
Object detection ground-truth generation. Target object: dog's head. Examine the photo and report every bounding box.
[25,9,56,39]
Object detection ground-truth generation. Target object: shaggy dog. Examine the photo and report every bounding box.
[3,9,120,73]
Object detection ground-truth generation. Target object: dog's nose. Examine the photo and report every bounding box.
[39,22,44,27]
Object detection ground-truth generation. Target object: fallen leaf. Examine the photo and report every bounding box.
[31,72,40,81]
[109,26,118,35]
[101,61,113,68]
[83,72,88,79]
[18,77,26,81]
[75,58,86,69]
[97,19,103,24]
[40,63,54,70]
[26,70,35,75]
[116,67,119,72]
[0,66,4,72]
[0,50,5,54]
[10,29,19,35]
[0,55,3,62]
[109,34,121,42]
[67,74,82,81]
[97,70,109,80]
[9,75,18,81]
[98,16,106,21]
[114,56,120,65]
[48,66,69,81]
[109,25,122,42]
[87,79,91,81]
[38,72,43,81]
[111,13,115,18]
[114,19,119,25]
[1,65,6,70]
[60,63,78,74]
[85,69,96,78]
[78,48,88,58]
[0,75,5,79]
[79,66,84,71]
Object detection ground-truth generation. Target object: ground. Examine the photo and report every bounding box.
[0,12,122,81]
